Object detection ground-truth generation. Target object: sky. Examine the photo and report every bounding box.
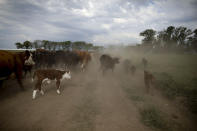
[0,0,197,49]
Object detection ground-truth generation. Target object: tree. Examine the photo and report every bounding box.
[140,29,156,45]
[188,29,197,51]
[172,26,192,47]
[84,43,93,51]
[156,26,175,48]
[15,42,23,49]
[32,40,38,49]
[72,41,86,50]
[23,41,32,49]
[62,41,71,50]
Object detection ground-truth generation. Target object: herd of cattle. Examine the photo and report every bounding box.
[0,49,153,99]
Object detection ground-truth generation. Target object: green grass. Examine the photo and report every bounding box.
[140,106,170,131]
[153,72,183,99]
[122,86,144,102]
[122,50,197,118]
[154,72,197,116]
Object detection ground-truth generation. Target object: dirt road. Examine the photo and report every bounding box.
[0,60,196,131]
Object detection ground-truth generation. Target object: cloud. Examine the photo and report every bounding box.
[0,0,197,48]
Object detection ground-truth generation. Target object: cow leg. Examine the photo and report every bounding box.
[15,71,25,91]
[39,82,44,95]
[24,69,27,77]
[145,81,150,93]
[102,69,105,76]
[112,68,114,73]
[56,80,61,94]
[0,80,4,88]
[32,80,42,99]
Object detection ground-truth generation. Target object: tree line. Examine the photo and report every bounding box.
[139,26,197,51]
[15,40,103,51]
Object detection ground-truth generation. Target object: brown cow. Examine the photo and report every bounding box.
[74,50,91,71]
[32,69,71,99]
[144,70,155,93]
[0,50,35,90]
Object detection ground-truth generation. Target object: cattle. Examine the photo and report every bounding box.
[55,50,81,70]
[123,59,132,73]
[123,59,136,75]
[0,50,35,90]
[74,50,91,71]
[130,65,136,75]
[32,69,71,99]
[100,54,119,75]
[142,57,148,68]
[144,70,155,93]
[33,49,91,71]
[33,49,55,68]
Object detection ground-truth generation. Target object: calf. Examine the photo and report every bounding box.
[32,69,71,99]
[144,70,155,93]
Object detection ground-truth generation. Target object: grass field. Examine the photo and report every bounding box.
[122,49,197,118]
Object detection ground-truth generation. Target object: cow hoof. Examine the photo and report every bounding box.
[57,90,61,94]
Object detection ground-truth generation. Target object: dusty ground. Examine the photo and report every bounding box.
[0,56,196,131]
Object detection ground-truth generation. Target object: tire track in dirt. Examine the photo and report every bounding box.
[0,74,97,131]
[94,74,151,131]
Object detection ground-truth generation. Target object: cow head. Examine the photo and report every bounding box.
[62,70,71,79]
[24,50,35,66]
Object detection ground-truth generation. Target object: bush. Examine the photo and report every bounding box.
[140,106,169,130]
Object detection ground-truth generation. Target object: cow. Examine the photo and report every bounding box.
[0,50,35,90]
[33,49,55,68]
[23,65,33,77]
[123,59,132,73]
[144,70,155,93]
[55,50,81,70]
[74,50,91,71]
[142,57,148,68]
[99,54,119,75]
[123,59,136,75]
[32,69,71,99]
[130,65,136,75]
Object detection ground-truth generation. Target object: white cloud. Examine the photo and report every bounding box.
[101,24,111,30]
[113,18,127,24]
[0,0,196,48]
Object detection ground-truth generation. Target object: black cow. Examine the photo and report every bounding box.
[100,54,119,75]
[55,50,81,70]
[33,50,82,71]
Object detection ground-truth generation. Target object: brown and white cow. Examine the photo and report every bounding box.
[32,69,71,99]
[0,50,35,90]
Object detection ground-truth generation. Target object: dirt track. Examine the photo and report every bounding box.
[0,58,196,131]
